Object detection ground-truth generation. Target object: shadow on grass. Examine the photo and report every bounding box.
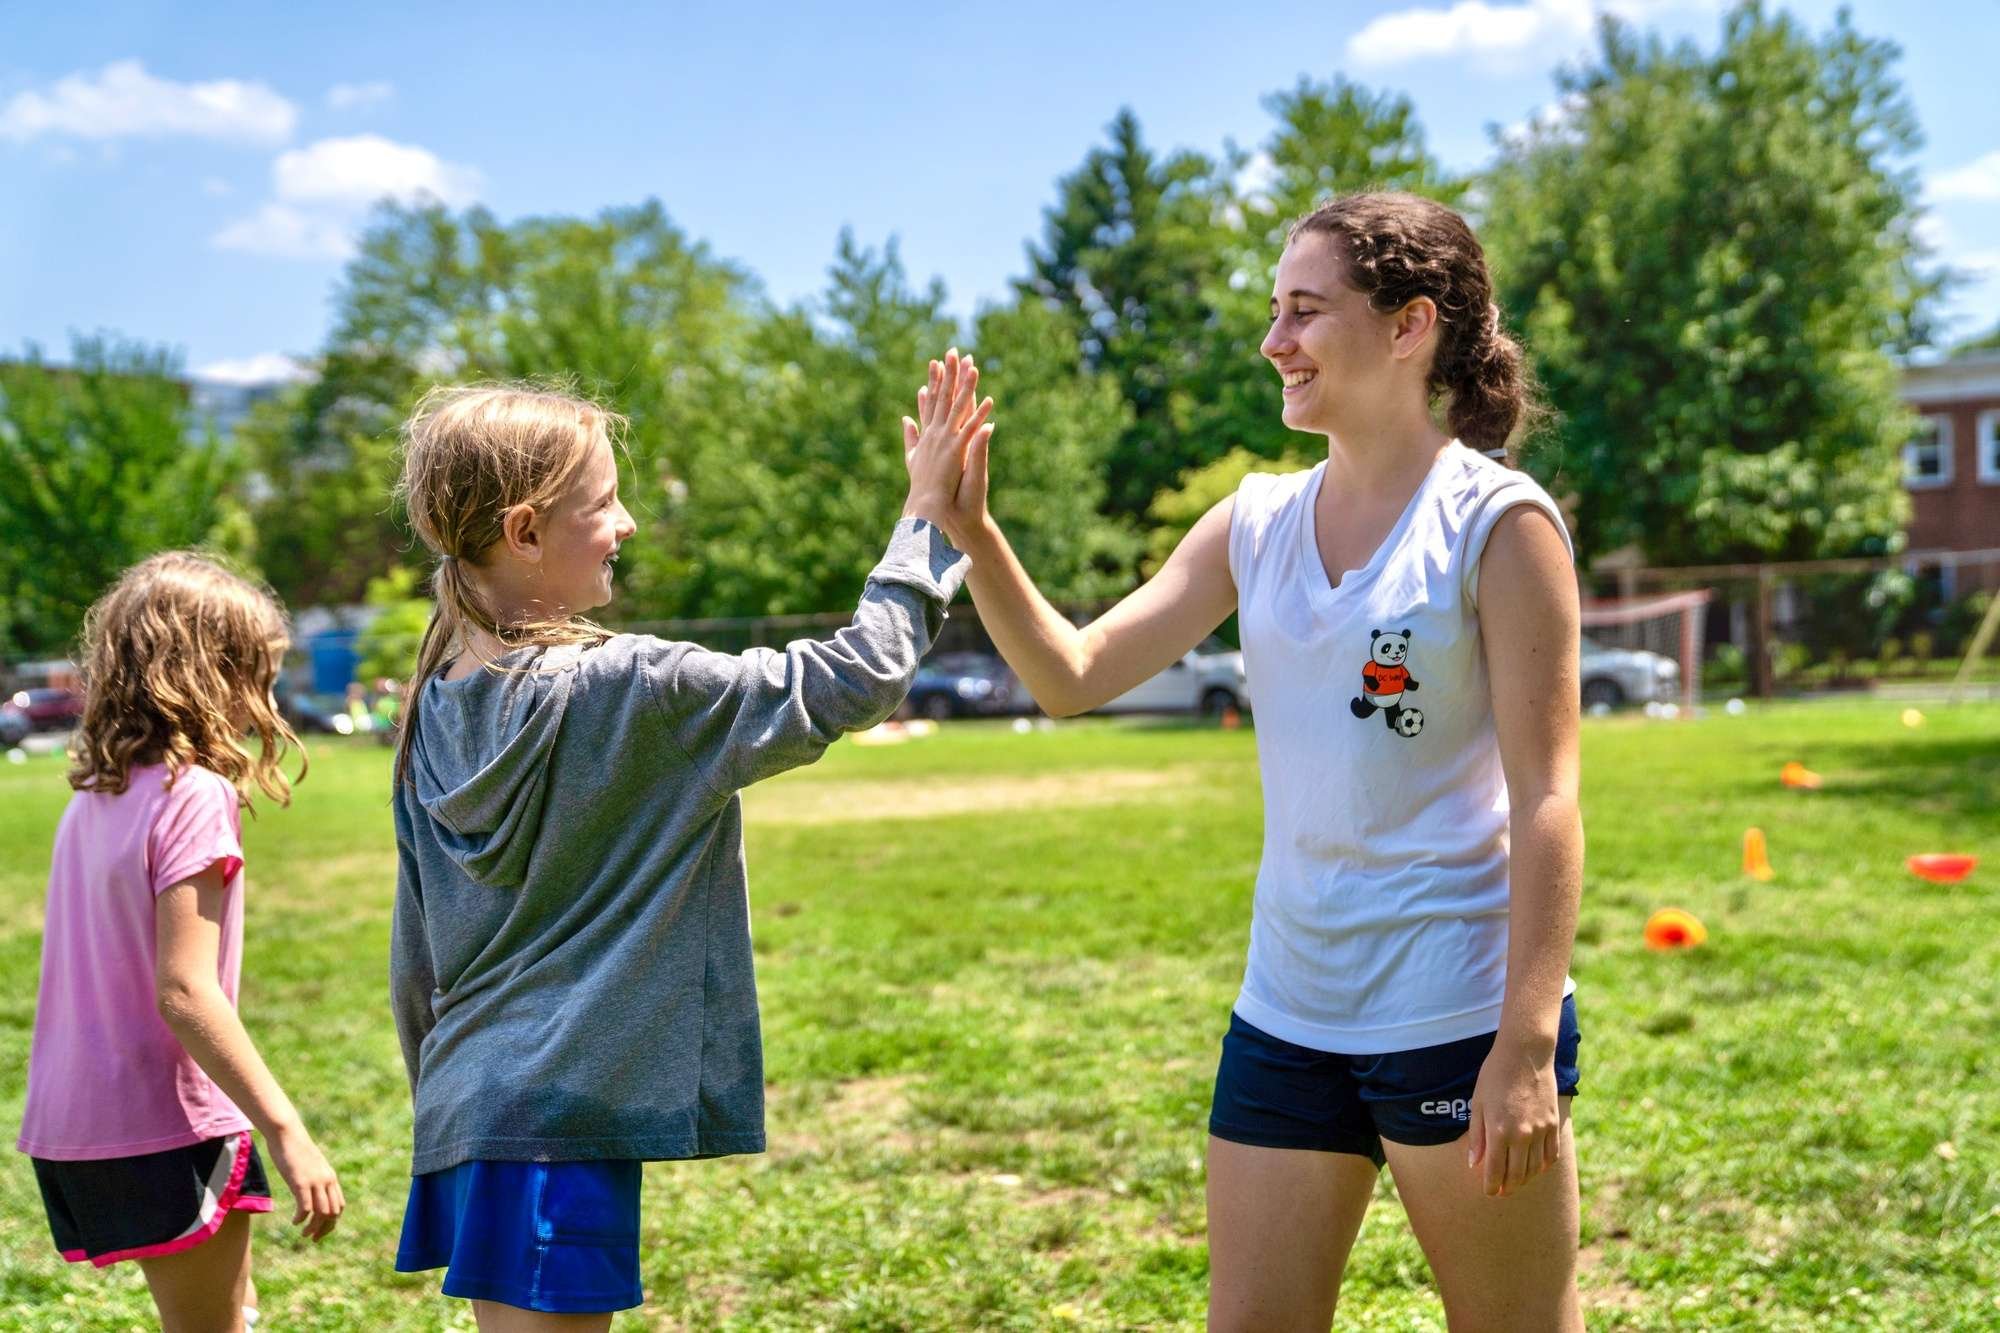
[1807,735,2000,824]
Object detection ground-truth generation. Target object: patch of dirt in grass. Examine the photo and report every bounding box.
[667,1274,747,1325]
[743,766,1203,826]
[1024,1184,1111,1210]
[1577,1243,1649,1312]
[775,1074,919,1157]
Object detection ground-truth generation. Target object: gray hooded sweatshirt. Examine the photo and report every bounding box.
[390,519,968,1174]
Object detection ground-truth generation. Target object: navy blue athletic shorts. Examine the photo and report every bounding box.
[395,1159,643,1313]
[1209,995,1581,1166]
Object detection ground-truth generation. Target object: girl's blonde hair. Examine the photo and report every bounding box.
[393,383,625,780]
[68,552,302,806]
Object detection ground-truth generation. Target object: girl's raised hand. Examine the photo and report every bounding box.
[901,348,994,548]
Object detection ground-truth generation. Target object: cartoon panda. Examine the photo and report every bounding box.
[1350,628,1424,737]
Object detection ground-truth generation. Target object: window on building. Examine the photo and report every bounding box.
[1903,416,1953,489]
[1978,410,2000,486]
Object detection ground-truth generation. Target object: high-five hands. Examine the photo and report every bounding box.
[901,347,994,549]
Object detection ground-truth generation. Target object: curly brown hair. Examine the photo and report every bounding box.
[1287,192,1546,457]
[67,551,303,807]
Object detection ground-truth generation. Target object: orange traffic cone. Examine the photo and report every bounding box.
[1780,761,1822,790]
[1644,907,1708,950]
[1220,705,1242,731]
[1742,827,1774,881]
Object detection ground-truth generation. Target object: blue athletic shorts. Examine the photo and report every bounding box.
[395,1159,642,1313]
[1208,995,1581,1166]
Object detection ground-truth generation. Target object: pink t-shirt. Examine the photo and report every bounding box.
[17,764,251,1160]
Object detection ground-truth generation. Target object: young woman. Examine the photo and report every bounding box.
[928,193,1585,1331]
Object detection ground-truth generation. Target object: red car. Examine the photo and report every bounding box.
[4,687,85,735]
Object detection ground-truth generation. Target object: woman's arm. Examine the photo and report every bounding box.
[1464,503,1584,1197]
[919,353,1239,716]
[156,866,345,1239]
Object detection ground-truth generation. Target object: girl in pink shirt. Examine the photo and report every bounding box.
[17,552,344,1332]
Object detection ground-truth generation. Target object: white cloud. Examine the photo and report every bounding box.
[272,134,479,208]
[213,202,357,260]
[193,352,312,385]
[1348,0,1716,70]
[0,60,294,144]
[326,80,394,112]
[212,134,480,261]
[201,175,233,197]
[1930,151,2000,204]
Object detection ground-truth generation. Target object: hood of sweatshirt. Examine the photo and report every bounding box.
[404,645,586,889]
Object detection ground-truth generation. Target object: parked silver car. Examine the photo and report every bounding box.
[1096,636,1249,716]
[1580,635,1680,709]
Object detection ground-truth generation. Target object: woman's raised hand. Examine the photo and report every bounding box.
[901,348,994,548]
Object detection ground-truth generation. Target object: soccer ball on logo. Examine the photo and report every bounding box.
[1393,708,1425,738]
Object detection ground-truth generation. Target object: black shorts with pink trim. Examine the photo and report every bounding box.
[31,1131,273,1267]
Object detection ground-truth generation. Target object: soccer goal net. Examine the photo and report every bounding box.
[1578,590,1713,715]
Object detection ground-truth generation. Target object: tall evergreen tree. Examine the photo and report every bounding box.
[1021,109,1233,518]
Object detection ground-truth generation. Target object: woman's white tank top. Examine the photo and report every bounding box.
[1227,441,1576,1054]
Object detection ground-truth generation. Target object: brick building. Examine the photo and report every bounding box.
[1903,351,2000,593]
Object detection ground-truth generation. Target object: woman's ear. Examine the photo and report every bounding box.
[499,503,543,563]
[1391,296,1439,363]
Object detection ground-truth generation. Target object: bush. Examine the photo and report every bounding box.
[1708,642,1748,687]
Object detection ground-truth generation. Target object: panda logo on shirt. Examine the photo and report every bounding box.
[1350,628,1424,737]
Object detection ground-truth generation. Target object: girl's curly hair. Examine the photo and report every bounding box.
[1288,192,1546,458]
[68,551,302,807]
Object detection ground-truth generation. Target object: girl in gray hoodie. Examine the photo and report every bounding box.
[387,360,992,1328]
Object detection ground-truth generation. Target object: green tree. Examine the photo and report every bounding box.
[674,236,1140,615]
[1023,91,1460,524]
[1143,446,1312,575]
[1245,78,1463,244]
[1188,79,1463,471]
[969,296,1141,597]
[1950,319,2000,358]
[1480,2,1937,565]
[1021,109,1234,518]
[248,200,756,616]
[354,567,432,686]
[0,338,239,655]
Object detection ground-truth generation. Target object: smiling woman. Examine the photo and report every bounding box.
[928,190,1586,1331]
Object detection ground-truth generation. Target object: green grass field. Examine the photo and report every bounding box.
[2,701,1995,1330]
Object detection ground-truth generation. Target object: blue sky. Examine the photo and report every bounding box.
[3,0,1996,384]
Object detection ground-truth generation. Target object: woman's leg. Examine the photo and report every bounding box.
[138,1208,254,1333]
[471,1300,613,1333]
[1380,1099,1582,1333]
[1206,1137,1378,1333]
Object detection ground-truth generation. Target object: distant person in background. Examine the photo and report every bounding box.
[930,192,1585,1331]
[17,553,344,1333]
[344,681,376,735]
[370,680,401,742]
[385,374,987,1331]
